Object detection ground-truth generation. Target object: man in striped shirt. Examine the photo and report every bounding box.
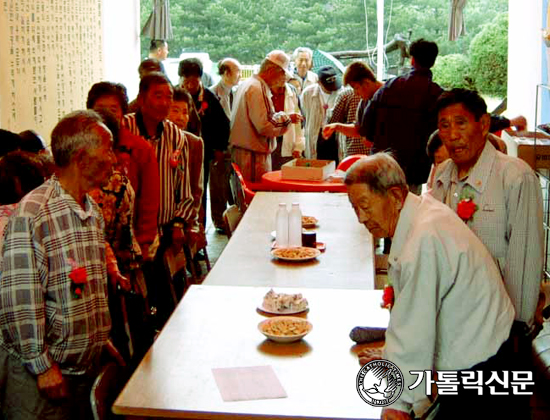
[0,110,113,418]
[124,72,195,240]
[124,72,195,326]
[229,50,303,182]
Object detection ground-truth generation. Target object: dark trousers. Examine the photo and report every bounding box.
[271,136,293,171]
[209,156,233,228]
[317,132,339,164]
[201,158,211,228]
[142,227,179,330]
[0,348,98,420]
[435,333,531,420]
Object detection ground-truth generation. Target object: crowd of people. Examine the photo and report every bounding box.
[0,36,545,419]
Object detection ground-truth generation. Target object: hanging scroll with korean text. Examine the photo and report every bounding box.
[0,0,103,139]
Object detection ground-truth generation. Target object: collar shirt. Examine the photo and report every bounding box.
[0,176,111,376]
[296,70,318,92]
[0,203,17,251]
[329,87,369,157]
[117,127,160,247]
[384,193,514,413]
[431,141,544,326]
[192,85,230,158]
[210,80,234,120]
[229,74,291,154]
[183,130,205,223]
[124,113,194,227]
[281,83,305,157]
[300,83,342,159]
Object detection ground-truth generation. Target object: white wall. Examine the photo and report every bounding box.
[102,0,141,101]
[507,0,543,129]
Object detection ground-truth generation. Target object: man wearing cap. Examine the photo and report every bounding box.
[358,38,442,194]
[301,65,343,161]
[229,50,303,182]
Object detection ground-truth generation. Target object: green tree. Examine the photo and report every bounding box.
[432,54,473,90]
[469,13,508,97]
[140,0,508,70]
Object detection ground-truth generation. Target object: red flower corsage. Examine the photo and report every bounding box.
[170,149,181,168]
[199,101,208,115]
[68,258,88,299]
[323,103,328,110]
[457,199,477,222]
[381,284,394,310]
[456,187,478,222]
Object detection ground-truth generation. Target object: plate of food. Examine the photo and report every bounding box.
[259,289,309,315]
[258,316,313,343]
[302,215,318,228]
[271,247,321,262]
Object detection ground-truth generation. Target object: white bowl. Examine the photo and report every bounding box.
[258,316,312,343]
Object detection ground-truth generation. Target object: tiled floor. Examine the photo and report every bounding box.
[204,221,228,268]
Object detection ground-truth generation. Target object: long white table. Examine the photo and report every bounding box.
[113,285,389,419]
[204,192,376,290]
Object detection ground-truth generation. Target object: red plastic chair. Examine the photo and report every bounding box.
[230,163,255,210]
[337,154,368,172]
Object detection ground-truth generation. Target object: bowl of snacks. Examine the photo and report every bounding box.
[258,316,313,343]
[271,246,321,262]
[302,215,318,229]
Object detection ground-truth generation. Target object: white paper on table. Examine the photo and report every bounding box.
[212,365,288,402]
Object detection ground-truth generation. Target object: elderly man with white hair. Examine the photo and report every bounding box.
[210,58,242,119]
[0,110,113,419]
[229,50,303,182]
[292,46,318,93]
[346,153,516,419]
[209,57,242,231]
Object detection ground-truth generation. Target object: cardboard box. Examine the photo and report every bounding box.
[501,130,550,170]
[281,159,336,181]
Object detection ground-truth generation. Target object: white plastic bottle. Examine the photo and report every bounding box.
[275,203,289,248]
[288,203,302,247]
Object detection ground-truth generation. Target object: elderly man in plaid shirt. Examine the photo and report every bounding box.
[0,110,113,419]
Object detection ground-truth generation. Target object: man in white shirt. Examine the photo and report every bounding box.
[229,50,302,182]
[210,58,241,119]
[430,89,543,418]
[301,65,343,160]
[292,47,318,94]
[148,39,169,74]
[346,153,515,419]
[209,58,242,232]
[431,88,543,342]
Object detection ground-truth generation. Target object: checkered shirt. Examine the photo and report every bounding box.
[329,87,371,156]
[0,177,111,375]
